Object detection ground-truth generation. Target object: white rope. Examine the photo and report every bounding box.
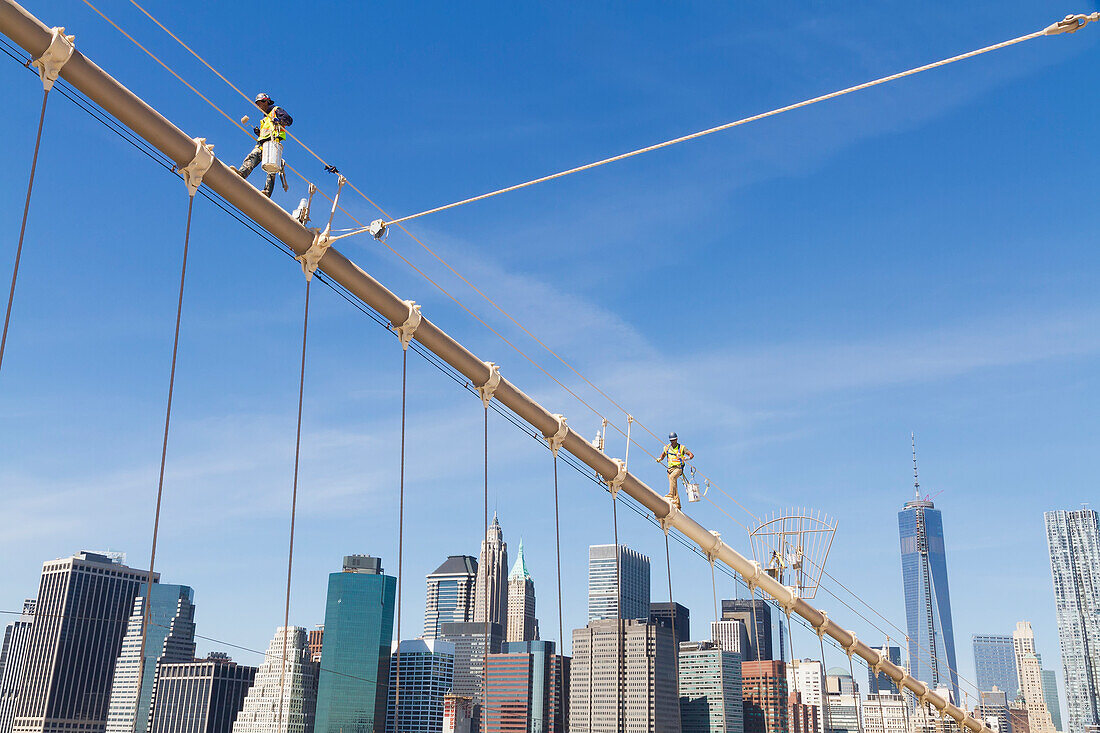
[363,18,1095,231]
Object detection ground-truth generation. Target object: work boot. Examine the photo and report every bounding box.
[229,165,241,176]
[664,493,681,510]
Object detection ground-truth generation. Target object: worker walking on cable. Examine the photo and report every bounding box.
[231,93,292,198]
[657,432,693,509]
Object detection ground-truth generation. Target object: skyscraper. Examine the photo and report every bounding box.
[1013,621,1056,733]
[722,599,773,661]
[231,627,318,733]
[825,669,862,733]
[314,555,395,733]
[440,622,504,707]
[742,660,788,733]
[570,618,680,732]
[1044,508,1100,733]
[387,639,454,733]
[1039,669,1061,732]
[678,640,742,733]
[506,540,538,643]
[711,619,751,659]
[0,600,35,733]
[865,646,901,694]
[105,585,197,733]
[474,514,509,637]
[650,602,690,652]
[787,659,825,733]
[588,545,650,622]
[973,634,1018,700]
[147,655,256,733]
[898,488,960,703]
[14,552,152,733]
[484,640,568,733]
[424,556,478,640]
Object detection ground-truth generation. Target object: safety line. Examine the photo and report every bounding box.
[0,87,48,376]
[277,278,311,733]
[381,18,1095,228]
[134,191,194,733]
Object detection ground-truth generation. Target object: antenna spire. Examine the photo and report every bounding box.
[911,432,920,500]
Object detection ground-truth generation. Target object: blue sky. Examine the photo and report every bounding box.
[1,0,1098,711]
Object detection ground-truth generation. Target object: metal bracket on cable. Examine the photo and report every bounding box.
[368,219,388,241]
[871,647,887,676]
[1044,12,1099,35]
[32,27,75,92]
[179,137,215,197]
[395,300,421,350]
[813,608,831,638]
[608,458,626,497]
[658,503,681,535]
[544,414,568,457]
[780,585,800,614]
[745,560,764,592]
[476,362,500,407]
[296,176,345,280]
[843,631,858,658]
[702,530,722,564]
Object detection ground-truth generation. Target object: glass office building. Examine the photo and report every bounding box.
[973,634,1018,700]
[588,544,650,622]
[423,555,478,639]
[899,499,960,703]
[314,556,396,733]
[105,585,196,733]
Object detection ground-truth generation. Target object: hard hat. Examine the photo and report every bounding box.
[254,92,272,104]
[669,432,678,440]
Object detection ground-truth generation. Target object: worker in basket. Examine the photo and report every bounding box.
[657,432,693,509]
[231,93,292,198]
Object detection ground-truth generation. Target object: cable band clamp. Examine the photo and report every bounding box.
[843,631,858,658]
[1044,12,1099,35]
[872,647,888,676]
[544,414,568,457]
[703,530,722,564]
[607,457,627,497]
[659,502,681,534]
[180,137,215,197]
[746,561,764,592]
[33,27,75,92]
[781,585,800,614]
[395,300,421,350]
[297,228,331,281]
[814,609,831,638]
[477,362,500,407]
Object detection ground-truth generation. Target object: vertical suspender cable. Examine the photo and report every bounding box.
[277,278,311,733]
[393,347,408,731]
[611,475,622,732]
[819,633,833,733]
[134,192,195,733]
[711,560,718,625]
[482,404,489,733]
[750,587,760,661]
[0,88,49,375]
[848,650,865,733]
[663,531,679,683]
[552,455,564,650]
[870,653,888,733]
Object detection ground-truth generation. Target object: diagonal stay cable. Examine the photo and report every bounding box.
[363,13,1096,229]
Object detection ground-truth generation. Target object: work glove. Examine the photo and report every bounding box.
[253,126,261,138]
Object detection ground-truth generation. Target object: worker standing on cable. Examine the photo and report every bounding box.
[657,432,693,509]
[231,93,292,198]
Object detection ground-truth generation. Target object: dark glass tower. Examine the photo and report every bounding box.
[314,555,396,733]
[899,450,960,704]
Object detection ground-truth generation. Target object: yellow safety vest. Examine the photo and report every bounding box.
[666,443,687,468]
[259,109,286,142]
